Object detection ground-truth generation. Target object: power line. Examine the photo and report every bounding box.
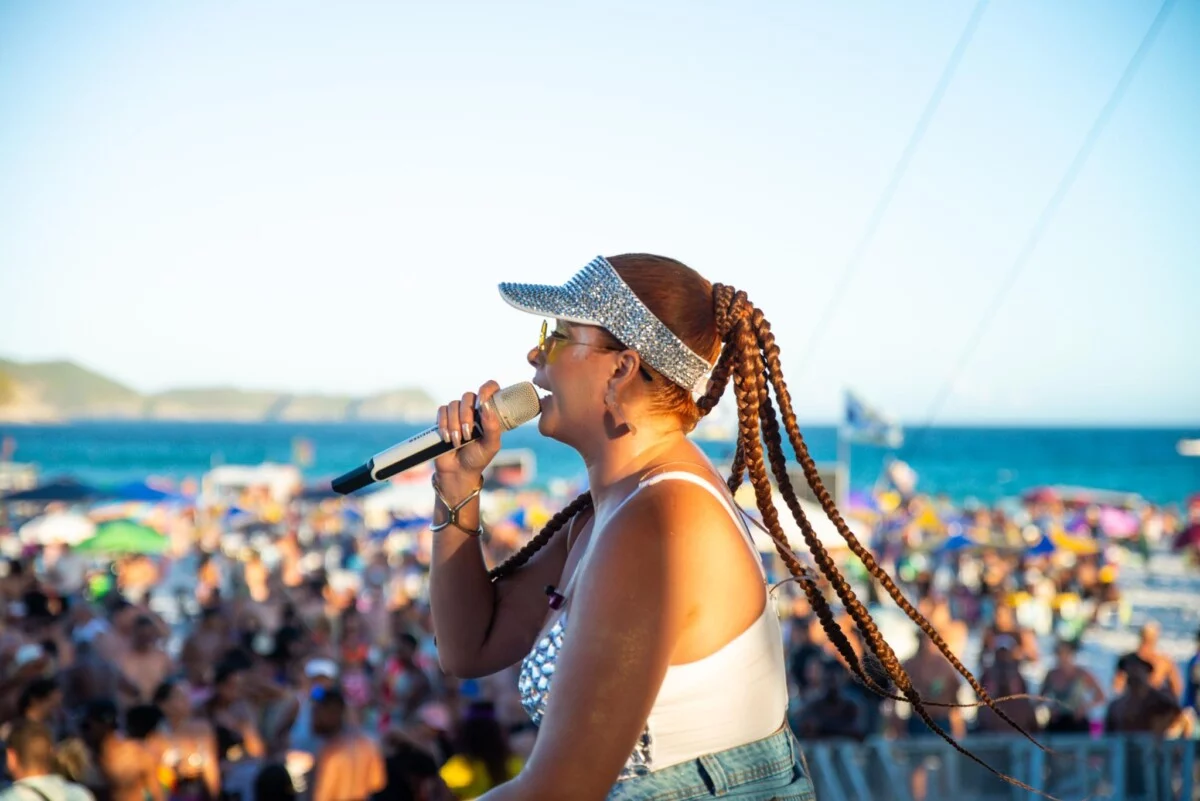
[905,0,1178,451]
[795,0,990,376]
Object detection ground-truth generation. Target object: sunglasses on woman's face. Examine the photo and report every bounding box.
[536,321,654,381]
[537,320,621,364]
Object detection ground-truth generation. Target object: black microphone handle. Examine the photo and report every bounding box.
[331,463,374,495]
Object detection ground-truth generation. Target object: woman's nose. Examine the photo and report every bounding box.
[527,346,542,368]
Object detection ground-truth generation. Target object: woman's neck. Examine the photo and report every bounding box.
[582,428,689,510]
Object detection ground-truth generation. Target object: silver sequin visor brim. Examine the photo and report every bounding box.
[497,282,607,330]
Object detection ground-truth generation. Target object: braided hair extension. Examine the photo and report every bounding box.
[706,284,1050,793]
[743,297,1044,737]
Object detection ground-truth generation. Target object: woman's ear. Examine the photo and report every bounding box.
[609,350,643,387]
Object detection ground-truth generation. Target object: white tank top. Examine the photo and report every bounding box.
[517,470,789,779]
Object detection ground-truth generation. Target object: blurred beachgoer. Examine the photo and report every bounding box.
[337,610,374,720]
[180,607,227,690]
[61,632,121,725]
[381,634,433,730]
[0,645,53,730]
[0,720,95,801]
[784,616,823,696]
[899,635,965,740]
[146,681,220,801]
[289,658,340,759]
[375,734,454,801]
[1113,622,1182,698]
[437,702,523,801]
[1183,627,1200,720]
[1106,657,1188,737]
[790,661,866,742]
[919,594,968,658]
[403,703,456,769]
[981,603,1038,666]
[117,616,172,707]
[1,678,65,743]
[79,699,163,801]
[975,648,1038,735]
[311,689,385,801]
[1040,640,1105,734]
[252,762,296,800]
[898,634,964,801]
[201,660,265,801]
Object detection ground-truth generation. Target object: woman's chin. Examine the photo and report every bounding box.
[536,396,567,442]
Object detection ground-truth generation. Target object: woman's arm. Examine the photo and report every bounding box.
[478,483,712,801]
[430,491,576,678]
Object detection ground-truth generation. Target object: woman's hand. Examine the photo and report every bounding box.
[433,380,503,487]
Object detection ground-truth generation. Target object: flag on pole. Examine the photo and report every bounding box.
[843,391,903,448]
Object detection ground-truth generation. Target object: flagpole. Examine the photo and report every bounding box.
[838,391,851,508]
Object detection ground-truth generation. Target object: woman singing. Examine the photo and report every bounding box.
[428,254,1033,800]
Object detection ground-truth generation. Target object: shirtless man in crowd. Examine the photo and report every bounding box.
[117,616,173,706]
[181,606,228,688]
[311,689,385,801]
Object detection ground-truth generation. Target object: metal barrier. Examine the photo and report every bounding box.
[801,734,1195,801]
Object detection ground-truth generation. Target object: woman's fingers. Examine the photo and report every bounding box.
[458,392,477,445]
[477,381,502,450]
[446,400,462,447]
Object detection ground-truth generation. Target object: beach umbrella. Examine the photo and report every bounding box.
[1098,507,1139,538]
[390,516,432,531]
[74,520,169,555]
[1025,533,1057,557]
[18,512,95,546]
[110,480,189,505]
[2,478,107,504]
[937,533,978,554]
[1049,529,1099,556]
[846,490,878,512]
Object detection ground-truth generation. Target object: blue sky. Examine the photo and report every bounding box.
[1,0,1197,424]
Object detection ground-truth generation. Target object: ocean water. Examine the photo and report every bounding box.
[2,421,1197,505]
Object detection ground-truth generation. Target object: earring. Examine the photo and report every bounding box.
[605,385,637,436]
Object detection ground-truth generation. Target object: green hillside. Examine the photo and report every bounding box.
[0,358,142,416]
[0,357,436,422]
[0,370,14,405]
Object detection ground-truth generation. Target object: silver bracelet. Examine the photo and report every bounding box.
[431,475,484,536]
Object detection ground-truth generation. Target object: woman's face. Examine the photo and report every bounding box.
[527,320,624,446]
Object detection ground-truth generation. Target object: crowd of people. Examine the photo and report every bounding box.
[0,473,1197,800]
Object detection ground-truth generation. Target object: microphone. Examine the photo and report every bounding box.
[331,382,542,495]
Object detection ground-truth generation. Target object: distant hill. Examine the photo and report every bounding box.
[0,358,437,423]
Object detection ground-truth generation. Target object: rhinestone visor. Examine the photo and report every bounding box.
[499,256,714,398]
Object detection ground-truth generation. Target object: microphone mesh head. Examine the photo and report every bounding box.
[491,382,542,431]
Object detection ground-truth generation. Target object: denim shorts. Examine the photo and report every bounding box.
[606,723,816,800]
